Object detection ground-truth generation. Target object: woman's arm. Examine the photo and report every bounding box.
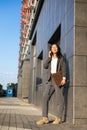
[44,57,51,69]
[61,56,66,77]
[61,56,66,85]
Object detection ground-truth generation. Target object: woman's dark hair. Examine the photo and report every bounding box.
[50,43,62,58]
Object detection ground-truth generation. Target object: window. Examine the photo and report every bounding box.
[48,24,61,45]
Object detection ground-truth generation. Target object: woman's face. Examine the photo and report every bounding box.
[51,44,58,54]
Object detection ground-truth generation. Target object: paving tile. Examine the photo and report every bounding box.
[1,126,8,130]
[0,98,87,130]
[24,129,32,130]
[16,128,24,130]
[9,126,16,130]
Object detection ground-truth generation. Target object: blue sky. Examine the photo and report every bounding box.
[0,0,21,89]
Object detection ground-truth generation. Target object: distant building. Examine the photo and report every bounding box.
[18,0,87,124]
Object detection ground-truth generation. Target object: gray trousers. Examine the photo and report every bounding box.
[42,79,64,120]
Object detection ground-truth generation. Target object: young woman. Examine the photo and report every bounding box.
[36,43,66,125]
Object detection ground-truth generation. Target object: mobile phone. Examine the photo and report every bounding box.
[50,51,53,57]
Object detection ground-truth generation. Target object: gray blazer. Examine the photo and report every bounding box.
[44,56,66,82]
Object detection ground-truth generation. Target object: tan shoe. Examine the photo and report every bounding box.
[52,118,61,125]
[36,117,49,125]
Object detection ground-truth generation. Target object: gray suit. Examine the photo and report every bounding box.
[44,56,66,81]
[42,56,66,120]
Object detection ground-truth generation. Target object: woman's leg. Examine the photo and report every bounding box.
[36,82,55,125]
[42,82,55,117]
[55,86,64,120]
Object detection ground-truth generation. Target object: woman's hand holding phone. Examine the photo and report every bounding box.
[48,51,52,57]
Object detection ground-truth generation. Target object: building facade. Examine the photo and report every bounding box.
[18,0,87,124]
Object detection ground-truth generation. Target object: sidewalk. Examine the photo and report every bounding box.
[0,98,87,130]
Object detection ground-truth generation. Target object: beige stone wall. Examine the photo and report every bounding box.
[17,60,30,98]
[17,76,22,98]
[74,0,87,124]
[22,60,30,98]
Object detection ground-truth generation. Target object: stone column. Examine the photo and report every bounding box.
[74,0,87,124]
[21,59,30,98]
[17,75,22,98]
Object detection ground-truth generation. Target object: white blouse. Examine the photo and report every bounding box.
[51,57,58,74]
